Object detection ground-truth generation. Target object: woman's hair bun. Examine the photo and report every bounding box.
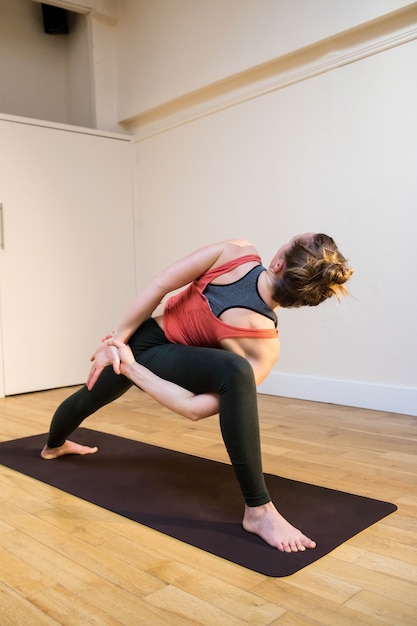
[273,233,353,308]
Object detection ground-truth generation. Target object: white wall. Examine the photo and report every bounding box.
[127,2,417,416]
[0,116,135,396]
[0,0,93,127]
[115,0,415,123]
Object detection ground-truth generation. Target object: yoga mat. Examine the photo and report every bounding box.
[0,428,397,577]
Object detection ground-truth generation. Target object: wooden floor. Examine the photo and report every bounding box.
[0,387,416,625]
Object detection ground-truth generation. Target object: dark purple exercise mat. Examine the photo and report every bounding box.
[0,428,397,576]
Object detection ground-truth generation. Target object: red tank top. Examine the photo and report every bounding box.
[163,254,278,347]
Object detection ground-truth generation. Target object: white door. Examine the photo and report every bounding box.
[0,119,135,395]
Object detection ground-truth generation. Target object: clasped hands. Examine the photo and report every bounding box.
[87,334,135,390]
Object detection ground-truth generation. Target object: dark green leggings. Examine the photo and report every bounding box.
[47,318,270,507]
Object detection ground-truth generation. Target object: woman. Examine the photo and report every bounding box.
[41,234,352,552]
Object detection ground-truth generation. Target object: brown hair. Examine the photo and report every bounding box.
[273,233,353,308]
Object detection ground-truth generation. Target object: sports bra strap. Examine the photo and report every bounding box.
[197,254,262,287]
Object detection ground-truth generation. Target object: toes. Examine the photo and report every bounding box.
[280,537,314,553]
[281,542,295,553]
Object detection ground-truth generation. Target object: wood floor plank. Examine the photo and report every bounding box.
[28,584,124,626]
[352,551,417,584]
[0,509,166,598]
[314,555,417,608]
[344,589,417,625]
[0,580,59,626]
[145,584,259,626]
[271,612,322,625]
[146,559,286,623]
[280,566,361,604]
[252,578,381,626]
[0,545,55,598]
[29,581,175,626]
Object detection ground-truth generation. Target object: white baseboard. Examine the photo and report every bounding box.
[257,372,417,417]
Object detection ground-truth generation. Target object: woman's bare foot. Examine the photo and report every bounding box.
[243,501,316,552]
[41,440,98,460]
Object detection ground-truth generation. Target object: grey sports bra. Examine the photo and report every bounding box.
[203,265,277,326]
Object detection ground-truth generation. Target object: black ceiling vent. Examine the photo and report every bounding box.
[41,4,69,35]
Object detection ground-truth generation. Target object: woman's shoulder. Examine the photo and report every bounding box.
[216,239,260,264]
[199,240,262,284]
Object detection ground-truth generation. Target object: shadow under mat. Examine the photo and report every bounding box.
[0,428,397,576]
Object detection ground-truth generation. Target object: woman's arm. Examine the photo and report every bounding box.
[108,339,219,420]
[87,239,255,389]
[111,238,255,342]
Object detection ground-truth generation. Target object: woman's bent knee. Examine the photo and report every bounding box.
[220,352,256,388]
